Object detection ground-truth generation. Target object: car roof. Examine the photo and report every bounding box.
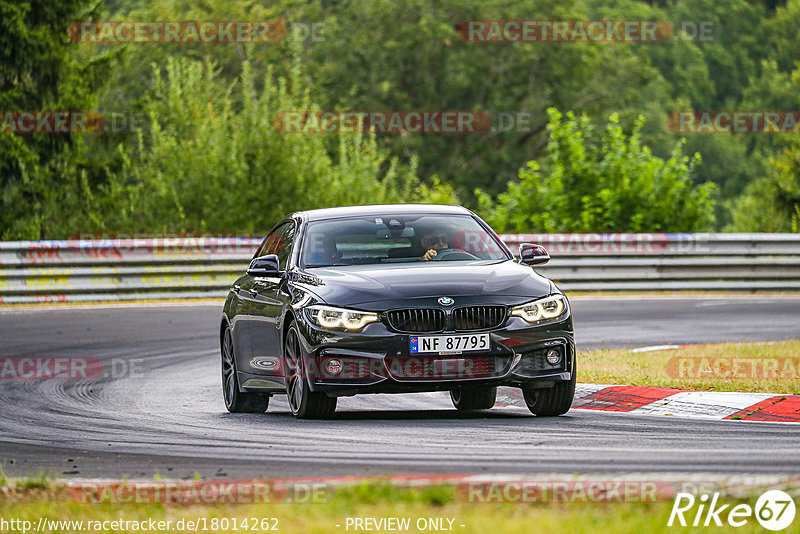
[295,204,472,222]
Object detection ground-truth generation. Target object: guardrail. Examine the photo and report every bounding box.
[1,234,799,303]
[503,233,800,292]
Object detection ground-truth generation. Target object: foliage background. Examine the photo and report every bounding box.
[2,0,799,239]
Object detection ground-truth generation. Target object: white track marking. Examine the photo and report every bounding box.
[634,391,774,418]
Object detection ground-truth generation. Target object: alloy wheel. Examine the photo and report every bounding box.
[284,328,304,414]
[222,328,237,409]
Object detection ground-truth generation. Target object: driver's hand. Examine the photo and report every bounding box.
[419,249,437,261]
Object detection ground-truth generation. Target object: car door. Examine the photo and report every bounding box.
[246,221,296,374]
[229,271,256,368]
[229,235,271,369]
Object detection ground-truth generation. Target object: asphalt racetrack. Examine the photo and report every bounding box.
[1,297,799,479]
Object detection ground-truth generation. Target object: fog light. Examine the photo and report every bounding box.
[545,349,561,365]
[325,358,342,375]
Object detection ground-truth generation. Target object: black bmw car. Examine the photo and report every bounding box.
[221,204,575,419]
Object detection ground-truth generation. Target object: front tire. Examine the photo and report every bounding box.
[523,355,576,416]
[450,386,497,411]
[222,327,270,413]
[284,324,337,419]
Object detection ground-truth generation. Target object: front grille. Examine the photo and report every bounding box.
[385,309,445,333]
[452,306,507,331]
[388,356,498,380]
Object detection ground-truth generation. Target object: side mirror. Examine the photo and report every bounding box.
[247,254,280,277]
[519,243,550,266]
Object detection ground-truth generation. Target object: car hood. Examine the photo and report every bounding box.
[297,260,553,307]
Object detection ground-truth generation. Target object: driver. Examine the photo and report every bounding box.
[418,229,449,261]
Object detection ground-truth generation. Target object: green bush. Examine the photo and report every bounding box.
[728,138,800,232]
[476,108,715,233]
[66,55,458,235]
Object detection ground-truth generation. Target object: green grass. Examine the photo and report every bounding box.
[580,340,800,393]
[14,472,52,491]
[3,480,797,534]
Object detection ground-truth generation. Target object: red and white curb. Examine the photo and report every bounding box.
[495,385,800,422]
[571,384,800,422]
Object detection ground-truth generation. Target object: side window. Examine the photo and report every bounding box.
[255,222,295,270]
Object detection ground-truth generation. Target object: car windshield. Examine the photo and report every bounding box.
[301,214,508,267]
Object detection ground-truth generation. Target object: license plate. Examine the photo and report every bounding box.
[409,333,490,354]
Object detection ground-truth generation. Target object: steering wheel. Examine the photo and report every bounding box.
[432,248,479,261]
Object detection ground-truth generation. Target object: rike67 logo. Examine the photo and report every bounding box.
[669,490,796,530]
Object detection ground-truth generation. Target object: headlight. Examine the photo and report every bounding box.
[305,305,379,331]
[510,294,568,324]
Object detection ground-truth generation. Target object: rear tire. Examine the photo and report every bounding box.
[450,386,497,411]
[221,327,270,413]
[284,324,337,419]
[523,355,576,416]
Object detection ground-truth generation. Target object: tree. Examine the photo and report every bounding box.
[0,0,114,239]
[305,0,662,197]
[475,108,715,232]
[71,55,456,234]
[727,138,800,232]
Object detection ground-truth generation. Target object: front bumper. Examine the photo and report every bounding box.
[242,307,575,395]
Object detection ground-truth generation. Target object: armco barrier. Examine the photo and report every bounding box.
[504,233,800,292]
[0,234,799,303]
[0,237,260,303]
